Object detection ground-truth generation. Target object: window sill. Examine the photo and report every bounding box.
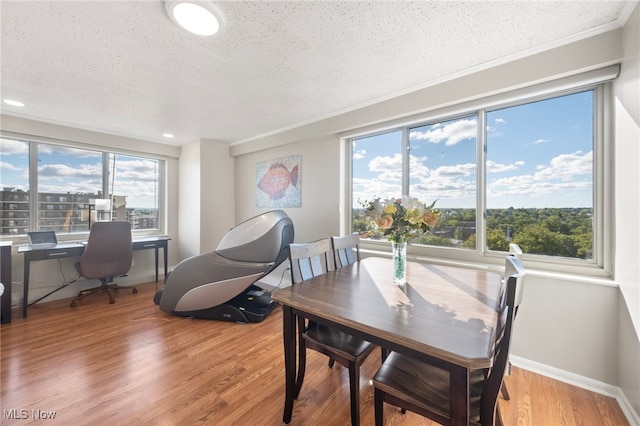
[360,246,616,288]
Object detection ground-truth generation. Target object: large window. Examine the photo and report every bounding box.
[0,137,164,236]
[350,85,603,266]
[485,92,594,259]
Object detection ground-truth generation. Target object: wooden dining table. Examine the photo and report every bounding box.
[271,256,503,425]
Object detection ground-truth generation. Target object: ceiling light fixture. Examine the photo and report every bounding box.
[165,1,223,36]
[163,133,175,139]
[3,99,25,107]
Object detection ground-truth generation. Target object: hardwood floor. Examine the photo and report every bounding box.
[1,282,629,425]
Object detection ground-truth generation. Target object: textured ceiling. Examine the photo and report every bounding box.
[0,1,635,146]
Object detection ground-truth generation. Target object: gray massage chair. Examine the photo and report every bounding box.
[154,210,294,323]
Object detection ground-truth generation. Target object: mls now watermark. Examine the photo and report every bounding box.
[4,408,57,420]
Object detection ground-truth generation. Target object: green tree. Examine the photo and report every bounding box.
[514,225,575,257]
[487,229,509,252]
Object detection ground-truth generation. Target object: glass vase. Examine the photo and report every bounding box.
[391,241,407,285]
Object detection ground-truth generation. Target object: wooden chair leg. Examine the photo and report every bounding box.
[295,320,307,399]
[380,347,389,361]
[348,361,360,426]
[500,381,511,400]
[374,388,384,426]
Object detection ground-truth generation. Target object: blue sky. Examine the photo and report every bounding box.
[0,140,159,208]
[352,90,593,209]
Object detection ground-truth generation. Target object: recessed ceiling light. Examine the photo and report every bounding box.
[3,99,25,107]
[163,133,175,139]
[165,1,223,36]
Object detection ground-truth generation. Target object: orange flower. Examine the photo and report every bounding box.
[376,215,394,230]
[423,210,438,228]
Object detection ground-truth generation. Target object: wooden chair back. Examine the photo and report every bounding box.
[506,244,525,310]
[331,233,361,268]
[479,257,523,422]
[288,238,334,284]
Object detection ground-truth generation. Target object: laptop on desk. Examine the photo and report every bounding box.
[27,231,58,249]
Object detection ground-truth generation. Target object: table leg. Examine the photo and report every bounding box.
[450,365,470,426]
[282,305,296,424]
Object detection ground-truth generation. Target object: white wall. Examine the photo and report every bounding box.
[234,135,340,243]
[614,2,640,417]
[614,0,640,339]
[512,275,620,383]
[178,138,235,259]
[199,139,236,254]
[178,140,201,260]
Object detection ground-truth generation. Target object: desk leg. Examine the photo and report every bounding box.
[162,243,168,279]
[22,255,30,318]
[282,305,296,424]
[154,247,159,282]
[450,365,470,426]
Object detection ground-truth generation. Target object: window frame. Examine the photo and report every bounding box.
[341,67,616,277]
[0,133,167,241]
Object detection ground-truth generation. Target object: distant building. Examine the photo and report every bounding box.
[0,188,141,235]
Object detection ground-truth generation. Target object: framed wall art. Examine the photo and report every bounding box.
[256,155,301,208]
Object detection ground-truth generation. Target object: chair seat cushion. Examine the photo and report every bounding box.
[373,352,485,423]
[303,323,373,359]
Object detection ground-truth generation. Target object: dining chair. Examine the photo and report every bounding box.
[70,221,136,307]
[501,244,526,400]
[288,238,376,426]
[331,233,361,268]
[372,255,524,426]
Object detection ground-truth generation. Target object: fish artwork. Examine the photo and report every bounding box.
[258,162,299,200]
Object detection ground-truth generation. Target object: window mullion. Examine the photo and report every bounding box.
[103,153,110,200]
[402,127,410,195]
[477,112,487,254]
[29,143,39,231]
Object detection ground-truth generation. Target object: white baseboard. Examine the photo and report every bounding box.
[511,355,640,426]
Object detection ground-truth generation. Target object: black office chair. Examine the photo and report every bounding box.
[372,256,524,426]
[70,221,136,307]
[289,238,376,426]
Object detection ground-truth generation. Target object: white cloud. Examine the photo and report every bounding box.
[0,138,28,155]
[535,150,592,181]
[432,163,476,177]
[488,150,593,198]
[353,149,367,160]
[38,163,102,179]
[409,118,477,146]
[486,160,521,173]
[0,161,21,171]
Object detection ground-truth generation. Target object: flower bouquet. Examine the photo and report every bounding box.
[361,196,438,284]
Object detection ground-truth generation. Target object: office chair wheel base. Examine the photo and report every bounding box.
[109,298,115,304]
[70,301,77,308]
[133,288,138,294]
